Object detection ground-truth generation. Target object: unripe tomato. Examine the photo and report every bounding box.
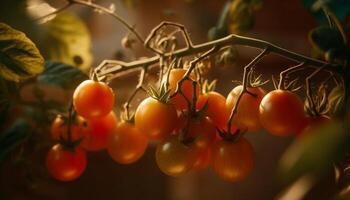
[46,144,87,182]
[167,69,200,110]
[80,111,118,151]
[259,89,306,136]
[156,135,193,177]
[51,115,84,141]
[107,121,148,164]
[226,85,266,132]
[135,97,178,140]
[212,137,255,182]
[73,80,115,119]
[197,91,230,129]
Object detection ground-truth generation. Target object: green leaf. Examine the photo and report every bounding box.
[279,121,350,184]
[42,13,93,71]
[37,61,88,89]
[0,118,30,163]
[309,26,345,53]
[303,0,350,23]
[0,23,44,82]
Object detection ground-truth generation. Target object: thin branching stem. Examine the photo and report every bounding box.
[278,62,305,90]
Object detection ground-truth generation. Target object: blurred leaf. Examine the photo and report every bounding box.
[327,84,345,115]
[0,118,30,163]
[37,61,88,89]
[309,26,345,53]
[279,122,350,184]
[42,13,92,71]
[303,0,350,22]
[0,23,44,82]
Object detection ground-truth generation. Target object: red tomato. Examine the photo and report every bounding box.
[80,112,118,151]
[167,68,200,110]
[51,115,84,141]
[135,97,178,140]
[107,121,148,164]
[197,91,230,129]
[212,137,255,182]
[226,85,266,132]
[259,89,306,136]
[46,144,87,182]
[155,135,193,177]
[73,80,115,119]
[298,115,332,137]
[192,147,212,170]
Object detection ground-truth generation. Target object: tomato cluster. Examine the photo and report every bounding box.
[46,71,331,182]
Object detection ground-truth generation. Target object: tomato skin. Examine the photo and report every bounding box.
[73,80,115,119]
[51,115,84,141]
[46,144,87,182]
[80,112,118,151]
[107,121,148,164]
[197,91,230,129]
[212,137,255,182]
[259,90,306,136]
[168,69,199,110]
[192,147,212,170]
[155,136,193,177]
[298,115,332,137]
[226,85,266,132]
[135,97,178,140]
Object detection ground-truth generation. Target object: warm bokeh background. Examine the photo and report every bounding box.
[0,0,337,199]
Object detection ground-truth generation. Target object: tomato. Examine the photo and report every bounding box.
[167,68,200,110]
[259,89,306,136]
[73,80,115,119]
[298,115,332,137]
[197,91,230,129]
[46,144,87,182]
[192,147,211,170]
[212,137,255,182]
[107,121,148,164]
[135,97,178,140]
[51,115,84,141]
[176,113,216,170]
[155,135,193,177]
[80,112,118,151]
[226,85,266,132]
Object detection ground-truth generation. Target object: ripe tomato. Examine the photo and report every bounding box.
[80,111,118,151]
[51,115,84,141]
[212,137,255,182]
[155,135,193,177]
[259,89,306,136]
[226,85,266,132]
[46,144,87,182]
[197,91,230,129]
[73,80,115,119]
[167,68,200,110]
[176,113,216,170]
[107,121,148,164]
[135,97,178,140]
[298,115,332,137]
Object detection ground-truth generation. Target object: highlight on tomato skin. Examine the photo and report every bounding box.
[155,135,194,177]
[135,97,178,141]
[46,144,87,182]
[80,111,118,151]
[259,89,307,137]
[73,80,115,120]
[226,85,266,132]
[167,68,200,111]
[212,137,255,182]
[107,121,148,164]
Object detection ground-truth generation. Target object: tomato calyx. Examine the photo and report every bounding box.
[201,79,217,94]
[217,128,246,142]
[148,84,171,104]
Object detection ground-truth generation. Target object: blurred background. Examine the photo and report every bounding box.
[0,0,344,199]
